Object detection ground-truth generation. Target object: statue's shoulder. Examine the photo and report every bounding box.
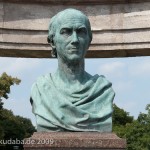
[35,73,52,84]
[92,74,113,86]
[31,73,52,91]
[93,74,105,79]
[85,72,110,84]
[91,74,106,81]
[96,74,109,82]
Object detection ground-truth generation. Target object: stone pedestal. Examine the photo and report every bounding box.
[23,132,126,150]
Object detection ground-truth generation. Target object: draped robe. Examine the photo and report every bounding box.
[30,73,115,132]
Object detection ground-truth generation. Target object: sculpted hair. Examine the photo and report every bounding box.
[47,8,93,58]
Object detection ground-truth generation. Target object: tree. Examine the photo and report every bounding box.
[0,108,36,149]
[0,72,21,109]
[112,103,134,147]
[113,103,150,150]
[0,72,21,141]
[0,72,36,150]
[15,116,36,138]
[113,104,133,126]
[135,104,150,149]
[0,124,4,139]
[1,109,36,139]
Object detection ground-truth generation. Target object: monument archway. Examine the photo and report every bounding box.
[0,0,150,58]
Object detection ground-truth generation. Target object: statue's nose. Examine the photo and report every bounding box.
[71,32,79,45]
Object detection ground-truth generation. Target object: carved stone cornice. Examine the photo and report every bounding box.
[0,0,149,5]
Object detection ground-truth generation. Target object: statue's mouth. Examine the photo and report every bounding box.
[69,47,79,51]
[69,49,80,54]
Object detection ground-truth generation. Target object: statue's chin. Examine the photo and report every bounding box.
[66,55,84,63]
[57,52,85,64]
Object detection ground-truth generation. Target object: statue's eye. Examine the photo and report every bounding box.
[77,28,87,35]
[60,28,72,36]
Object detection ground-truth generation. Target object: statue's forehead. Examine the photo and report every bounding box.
[56,13,87,28]
[57,10,85,19]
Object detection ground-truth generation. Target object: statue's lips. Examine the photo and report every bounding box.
[68,48,80,53]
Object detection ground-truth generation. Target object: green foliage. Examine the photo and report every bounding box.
[0,100,3,109]
[15,116,36,138]
[0,108,36,140]
[113,103,150,150]
[0,72,35,150]
[113,104,133,126]
[0,124,4,140]
[0,72,21,109]
[0,108,36,150]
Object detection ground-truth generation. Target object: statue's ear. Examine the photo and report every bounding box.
[47,36,56,49]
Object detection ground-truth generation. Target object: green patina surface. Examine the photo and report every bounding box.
[30,9,115,132]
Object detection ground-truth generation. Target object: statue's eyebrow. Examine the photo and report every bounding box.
[60,27,73,35]
[60,27,72,32]
[77,26,87,33]
[60,27,72,33]
[77,25,87,29]
[60,27,72,30]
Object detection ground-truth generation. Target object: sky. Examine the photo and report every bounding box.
[0,56,150,126]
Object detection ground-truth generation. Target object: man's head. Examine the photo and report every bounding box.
[47,8,92,61]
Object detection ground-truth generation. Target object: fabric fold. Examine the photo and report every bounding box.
[30,73,115,132]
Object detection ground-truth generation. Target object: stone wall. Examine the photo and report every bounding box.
[0,0,150,58]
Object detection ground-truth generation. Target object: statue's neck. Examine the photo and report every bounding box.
[55,57,85,84]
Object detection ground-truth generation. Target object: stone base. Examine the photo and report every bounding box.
[23,132,126,150]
